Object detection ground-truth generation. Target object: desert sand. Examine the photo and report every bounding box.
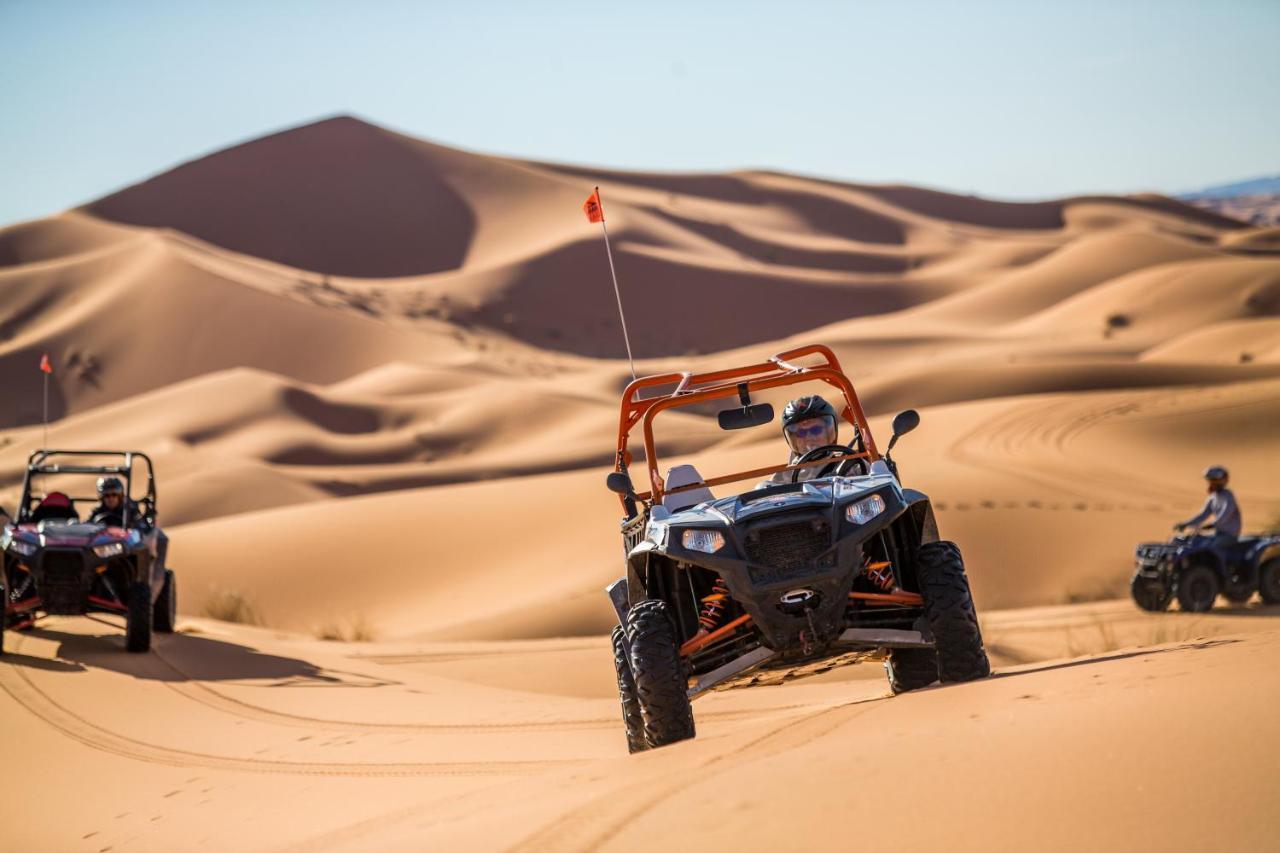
[2,116,1278,850]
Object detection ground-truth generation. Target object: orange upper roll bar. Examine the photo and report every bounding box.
[613,344,880,509]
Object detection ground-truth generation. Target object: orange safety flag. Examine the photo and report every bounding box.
[39,353,53,374]
[582,188,605,224]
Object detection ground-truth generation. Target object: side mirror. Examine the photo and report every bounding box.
[718,403,775,431]
[886,409,920,453]
[606,471,635,495]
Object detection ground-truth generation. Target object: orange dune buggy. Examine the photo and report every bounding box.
[604,345,989,752]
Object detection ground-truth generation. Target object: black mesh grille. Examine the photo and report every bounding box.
[745,517,830,571]
[39,551,88,614]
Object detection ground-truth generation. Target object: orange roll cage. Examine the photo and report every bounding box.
[613,344,881,510]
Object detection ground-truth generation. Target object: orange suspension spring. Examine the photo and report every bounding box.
[698,577,731,631]
[863,557,895,591]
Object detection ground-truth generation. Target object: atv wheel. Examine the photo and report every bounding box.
[917,541,990,683]
[125,581,153,653]
[154,569,177,633]
[1259,559,1280,605]
[885,647,938,694]
[626,599,695,749]
[611,624,648,753]
[1175,565,1219,613]
[1130,573,1172,612]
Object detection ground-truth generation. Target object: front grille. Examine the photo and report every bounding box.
[39,551,89,614]
[745,517,831,573]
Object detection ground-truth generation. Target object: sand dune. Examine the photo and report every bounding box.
[2,116,1279,850]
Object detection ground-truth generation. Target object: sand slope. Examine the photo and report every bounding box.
[2,116,1280,851]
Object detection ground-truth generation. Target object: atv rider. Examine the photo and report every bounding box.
[767,395,854,484]
[89,477,141,528]
[1175,465,1242,574]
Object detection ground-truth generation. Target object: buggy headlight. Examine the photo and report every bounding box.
[682,529,725,554]
[845,494,886,525]
[93,542,124,559]
[7,538,37,557]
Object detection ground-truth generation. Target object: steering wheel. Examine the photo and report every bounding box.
[789,444,865,482]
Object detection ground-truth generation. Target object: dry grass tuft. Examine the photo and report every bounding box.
[201,589,263,626]
[315,614,377,642]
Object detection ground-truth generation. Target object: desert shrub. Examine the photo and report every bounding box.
[315,614,377,642]
[202,589,262,625]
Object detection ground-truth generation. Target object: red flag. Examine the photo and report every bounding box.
[39,353,53,374]
[582,188,605,224]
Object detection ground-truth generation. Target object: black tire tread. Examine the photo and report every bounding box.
[1175,565,1219,613]
[154,569,177,633]
[917,541,991,683]
[611,624,647,753]
[1258,559,1280,605]
[125,581,152,653]
[626,599,695,748]
[1130,572,1172,612]
[885,647,938,694]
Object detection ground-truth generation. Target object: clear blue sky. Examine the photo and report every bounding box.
[2,0,1277,227]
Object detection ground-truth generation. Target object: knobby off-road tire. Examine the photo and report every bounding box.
[885,647,939,694]
[1257,559,1280,605]
[1175,565,1219,613]
[612,624,648,754]
[154,569,177,633]
[125,581,153,653]
[626,599,695,749]
[917,541,990,683]
[1130,572,1173,612]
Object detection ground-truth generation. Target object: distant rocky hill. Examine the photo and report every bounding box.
[1181,174,1280,226]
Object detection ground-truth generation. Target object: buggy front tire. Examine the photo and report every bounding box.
[611,624,648,753]
[885,647,938,694]
[125,581,153,653]
[917,541,991,683]
[1175,565,1219,613]
[1130,573,1172,612]
[154,569,177,633]
[626,599,695,749]
[1258,559,1280,605]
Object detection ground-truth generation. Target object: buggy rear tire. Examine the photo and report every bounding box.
[626,599,695,749]
[125,581,153,653]
[1130,573,1172,612]
[885,647,938,694]
[917,541,990,684]
[611,625,648,753]
[154,569,177,633]
[1175,565,1219,613]
[1258,559,1280,605]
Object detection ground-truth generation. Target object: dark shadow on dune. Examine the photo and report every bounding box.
[83,116,476,278]
[16,622,392,687]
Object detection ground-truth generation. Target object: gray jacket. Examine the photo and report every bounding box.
[1182,488,1241,537]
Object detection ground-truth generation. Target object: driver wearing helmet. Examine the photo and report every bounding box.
[768,395,842,484]
[1175,466,1241,540]
[89,476,140,528]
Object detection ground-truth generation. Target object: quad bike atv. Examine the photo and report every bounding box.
[603,345,990,752]
[1,450,176,654]
[1131,529,1280,613]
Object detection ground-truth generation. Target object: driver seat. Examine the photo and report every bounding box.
[663,465,715,513]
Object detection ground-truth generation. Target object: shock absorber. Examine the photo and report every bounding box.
[863,556,895,591]
[698,577,731,631]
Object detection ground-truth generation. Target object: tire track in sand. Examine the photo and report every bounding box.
[508,694,893,852]
[0,636,581,778]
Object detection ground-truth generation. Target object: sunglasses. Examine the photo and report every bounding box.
[103,492,124,499]
[786,422,831,439]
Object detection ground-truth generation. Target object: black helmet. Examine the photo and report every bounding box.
[97,476,124,497]
[1203,465,1228,481]
[782,395,838,431]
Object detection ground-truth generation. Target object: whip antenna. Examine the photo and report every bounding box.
[583,187,637,380]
